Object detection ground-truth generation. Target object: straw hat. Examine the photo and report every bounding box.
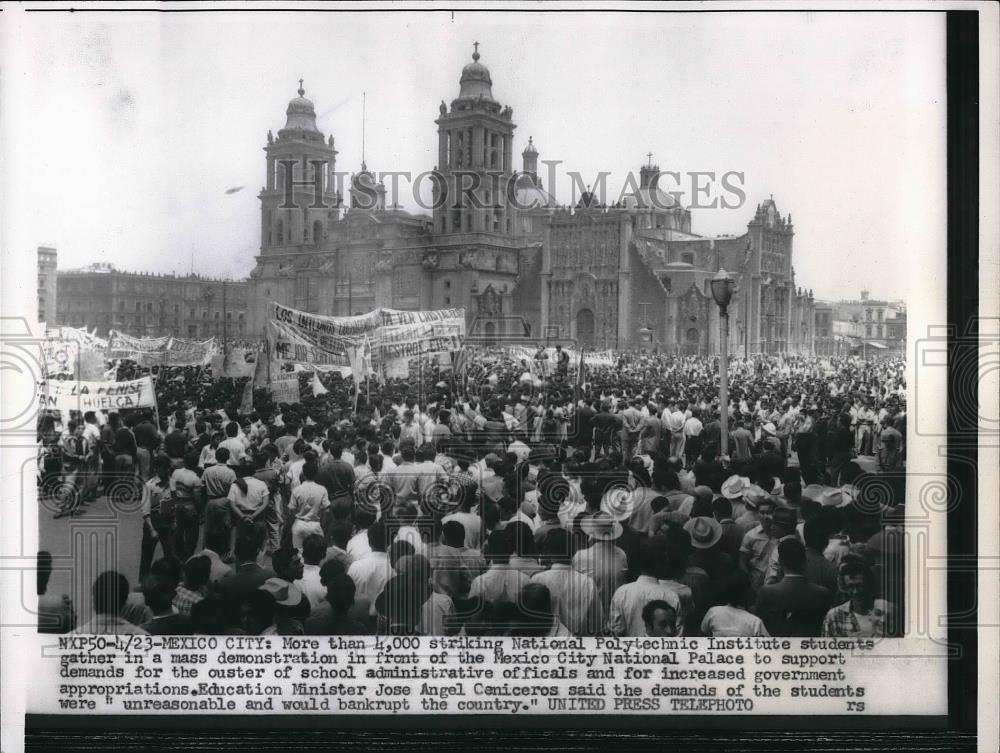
[683,517,723,549]
[721,475,748,500]
[580,512,624,541]
[259,578,304,607]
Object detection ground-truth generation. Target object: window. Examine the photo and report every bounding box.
[682,252,695,265]
[146,302,153,312]
[866,325,872,337]
[444,296,451,305]
[215,311,220,320]
[135,301,141,312]
[444,280,451,290]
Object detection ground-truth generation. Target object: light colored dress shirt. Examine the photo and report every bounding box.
[606,575,682,637]
[531,564,603,635]
[468,564,531,604]
[347,551,394,616]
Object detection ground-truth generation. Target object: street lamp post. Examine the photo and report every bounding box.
[711,269,736,458]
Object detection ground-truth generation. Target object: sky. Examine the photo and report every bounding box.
[4,8,946,301]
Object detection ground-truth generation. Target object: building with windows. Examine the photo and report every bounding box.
[246,46,817,354]
[56,263,248,339]
[816,291,906,357]
[37,246,58,324]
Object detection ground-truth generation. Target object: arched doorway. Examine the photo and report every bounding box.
[484,321,496,339]
[576,308,595,347]
[683,326,701,356]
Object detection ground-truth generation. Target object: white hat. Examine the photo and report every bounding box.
[581,512,624,541]
[684,517,723,549]
[721,475,748,500]
[259,578,304,606]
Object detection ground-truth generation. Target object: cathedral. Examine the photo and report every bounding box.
[247,46,816,356]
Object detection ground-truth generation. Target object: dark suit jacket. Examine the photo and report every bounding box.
[214,563,275,627]
[754,575,831,636]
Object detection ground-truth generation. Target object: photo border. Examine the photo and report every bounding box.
[15,5,984,752]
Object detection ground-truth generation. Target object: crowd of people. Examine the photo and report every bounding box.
[37,350,906,639]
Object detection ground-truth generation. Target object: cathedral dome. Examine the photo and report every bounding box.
[458,44,495,101]
[622,187,681,211]
[280,80,322,139]
[515,183,557,210]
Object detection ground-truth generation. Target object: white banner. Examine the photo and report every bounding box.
[40,337,79,377]
[37,376,156,414]
[268,302,465,365]
[268,373,300,405]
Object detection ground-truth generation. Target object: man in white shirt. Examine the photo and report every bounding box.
[218,422,246,468]
[531,529,602,635]
[347,523,395,616]
[606,539,682,636]
[468,531,531,604]
[297,534,330,609]
[572,513,628,615]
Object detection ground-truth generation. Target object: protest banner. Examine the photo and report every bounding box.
[384,357,409,379]
[45,325,109,352]
[37,376,156,414]
[268,372,300,404]
[40,337,79,377]
[268,302,465,366]
[162,337,217,367]
[211,348,255,377]
[77,350,108,381]
[107,331,170,360]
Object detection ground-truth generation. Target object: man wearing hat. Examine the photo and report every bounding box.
[572,512,628,617]
[684,516,723,551]
[759,422,782,455]
[258,547,311,635]
[663,402,687,460]
[760,506,803,587]
[735,483,767,534]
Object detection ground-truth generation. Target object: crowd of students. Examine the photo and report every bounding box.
[37,351,905,639]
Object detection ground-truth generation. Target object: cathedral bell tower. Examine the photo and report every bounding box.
[433,44,517,237]
[259,81,341,255]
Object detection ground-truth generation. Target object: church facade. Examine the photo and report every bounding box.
[247,48,816,355]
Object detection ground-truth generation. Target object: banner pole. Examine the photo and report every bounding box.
[151,373,161,431]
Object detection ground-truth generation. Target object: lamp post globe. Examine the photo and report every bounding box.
[710,268,735,309]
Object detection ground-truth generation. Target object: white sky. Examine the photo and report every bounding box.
[5,9,946,300]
